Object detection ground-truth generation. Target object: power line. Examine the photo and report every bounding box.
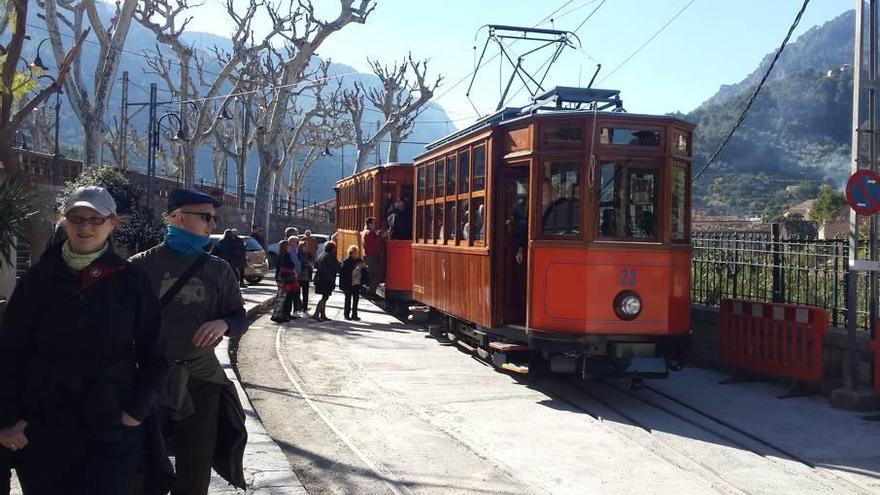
[572,0,608,34]
[598,0,697,84]
[693,0,811,183]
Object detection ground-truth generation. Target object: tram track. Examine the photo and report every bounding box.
[566,378,877,495]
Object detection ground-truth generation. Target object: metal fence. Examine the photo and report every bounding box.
[692,228,873,332]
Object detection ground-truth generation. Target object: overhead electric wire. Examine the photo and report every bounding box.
[692,0,811,182]
[597,0,697,84]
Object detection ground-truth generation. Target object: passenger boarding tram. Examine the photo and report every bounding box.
[334,163,415,304]
[410,87,694,377]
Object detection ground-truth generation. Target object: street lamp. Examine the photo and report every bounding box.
[219,95,251,209]
[31,38,51,72]
[38,74,62,185]
[145,111,187,211]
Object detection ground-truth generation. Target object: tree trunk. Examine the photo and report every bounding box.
[83,116,104,167]
[251,145,277,233]
[182,143,196,188]
[387,128,402,163]
[354,144,369,173]
[236,156,246,210]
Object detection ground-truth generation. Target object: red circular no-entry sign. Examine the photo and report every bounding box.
[846,169,880,216]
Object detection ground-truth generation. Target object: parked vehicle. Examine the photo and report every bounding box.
[208,234,269,283]
[267,233,330,267]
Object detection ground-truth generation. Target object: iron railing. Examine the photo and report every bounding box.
[692,229,872,332]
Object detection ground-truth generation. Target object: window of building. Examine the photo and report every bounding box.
[542,123,583,148]
[473,145,486,191]
[671,163,688,241]
[597,160,660,241]
[599,127,662,147]
[541,160,581,236]
[459,150,470,193]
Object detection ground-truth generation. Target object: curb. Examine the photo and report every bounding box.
[215,293,309,494]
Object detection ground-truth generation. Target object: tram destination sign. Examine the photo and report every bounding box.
[845,169,880,215]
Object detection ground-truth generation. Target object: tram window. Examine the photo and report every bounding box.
[417,166,426,201]
[542,123,583,148]
[600,127,661,147]
[425,205,434,242]
[471,197,486,243]
[542,160,581,236]
[473,145,486,191]
[673,130,691,156]
[459,150,470,193]
[671,163,688,240]
[433,203,444,241]
[416,205,424,241]
[597,161,659,240]
[458,199,470,243]
[436,159,446,199]
[445,201,455,241]
[427,163,435,199]
[447,155,457,196]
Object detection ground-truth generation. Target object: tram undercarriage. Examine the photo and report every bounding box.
[426,312,688,386]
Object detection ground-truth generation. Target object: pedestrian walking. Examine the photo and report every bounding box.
[297,241,314,315]
[271,239,300,323]
[312,241,340,322]
[339,245,366,321]
[130,188,249,495]
[361,217,387,297]
[250,225,266,250]
[0,186,168,495]
[212,229,247,288]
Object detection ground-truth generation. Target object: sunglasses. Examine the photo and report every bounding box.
[180,211,219,224]
[66,213,110,226]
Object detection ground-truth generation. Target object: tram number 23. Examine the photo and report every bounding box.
[619,269,637,287]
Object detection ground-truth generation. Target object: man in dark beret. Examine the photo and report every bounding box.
[130,188,247,494]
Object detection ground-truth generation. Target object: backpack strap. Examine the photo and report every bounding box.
[160,253,210,307]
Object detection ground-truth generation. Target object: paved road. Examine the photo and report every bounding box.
[236,290,880,495]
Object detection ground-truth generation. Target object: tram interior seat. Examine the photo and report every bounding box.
[542,197,582,235]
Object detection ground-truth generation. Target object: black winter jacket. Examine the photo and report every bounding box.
[314,252,340,296]
[0,243,167,433]
[339,257,363,291]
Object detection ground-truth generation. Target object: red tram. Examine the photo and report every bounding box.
[410,87,693,377]
[334,163,415,303]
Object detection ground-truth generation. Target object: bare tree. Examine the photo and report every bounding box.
[106,115,147,167]
[42,0,138,167]
[19,104,54,153]
[249,0,374,233]
[344,54,441,172]
[135,0,294,187]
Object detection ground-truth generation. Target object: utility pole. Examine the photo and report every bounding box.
[121,71,128,170]
[146,84,158,212]
[836,0,877,407]
[375,120,381,166]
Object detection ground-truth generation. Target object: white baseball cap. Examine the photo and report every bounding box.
[63,186,117,216]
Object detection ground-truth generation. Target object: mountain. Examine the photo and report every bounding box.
[17,3,455,202]
[687,10,856,216]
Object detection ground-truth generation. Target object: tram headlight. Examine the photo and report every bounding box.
[614,291,642,321]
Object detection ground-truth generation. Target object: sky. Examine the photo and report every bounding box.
[184,0,851,128]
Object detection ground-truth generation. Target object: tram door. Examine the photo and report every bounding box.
[499,167,529,324]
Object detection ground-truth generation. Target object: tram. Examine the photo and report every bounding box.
[334,163,415,304]
[409,86,694,378]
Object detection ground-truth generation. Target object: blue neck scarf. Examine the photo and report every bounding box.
[165,224,209,256]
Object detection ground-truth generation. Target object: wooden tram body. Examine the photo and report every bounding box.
[410,87,694,375]
[334,163,415,301]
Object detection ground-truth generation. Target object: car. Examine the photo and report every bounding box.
[207,234,269,284]
[267,233,331,268]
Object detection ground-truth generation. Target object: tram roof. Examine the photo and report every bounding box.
[334,162,412,188]
[423,86,694,153]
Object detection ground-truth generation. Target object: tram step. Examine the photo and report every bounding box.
[489,342,529,352]
[500,362,529,375]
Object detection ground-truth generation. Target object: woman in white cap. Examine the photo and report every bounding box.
[0,186,167,494]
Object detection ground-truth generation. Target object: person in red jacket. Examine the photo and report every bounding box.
[361,217,387,297]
